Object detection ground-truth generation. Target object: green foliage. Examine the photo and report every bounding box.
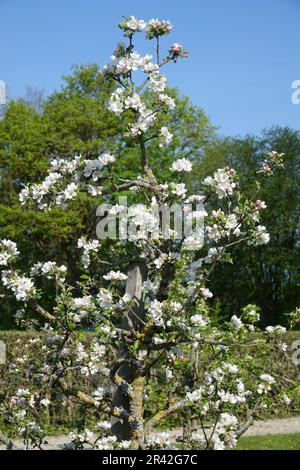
[236,433,300,450]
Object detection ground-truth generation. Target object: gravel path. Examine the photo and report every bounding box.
[243,416,300,436]
[2,416,300,450]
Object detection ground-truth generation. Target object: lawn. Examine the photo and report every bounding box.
[236,433,300,450]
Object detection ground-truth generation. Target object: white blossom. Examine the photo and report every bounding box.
[146,432,171,449]
[146,19,173,39]
[200,287,213,299]
[108,87,125,115]
[103,270,128,281]
[125,16,146,33]
[204,247,221,264]
[265,325,286,335]
[170,158,193,173]
[1,270,35,301]
[147,300,164,327]
[0,239,19,266]
[30,261,67,280]
[149,74,167,93]
[257,374,276,394]
[203,168,237,199]
[283,394,291,405]
[231,315,243,330]
[78,237,100,268]
[97,289,114,309]
[170,182,186,197]
[250,225,270,246]
[40,399,50,407]
[63,182,78,200]
[191,314,207,327]
[158,93,175,109]
[186,388,203,402]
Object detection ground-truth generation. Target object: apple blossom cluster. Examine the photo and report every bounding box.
[104,52,159,79]
[169,43,189,60]
[103,270,128,282]
[146,19,173,39]
[19,152,115,209]
[191,413,239,450]
[170,158,193,173]
[106,76,174,143]
[102,18,188,148]
[205,210,240,242]
[77,237,100,268]
[146,432,171,450]
[118,16,175,41]
[159,126,173,147]
[118,16,146,36]
[1,270,35,301]
[248,224,270,246]
[0,239,19,266]
[77,340,107,376]
[68,427,134,450]
[259,150,285,175]
[203,167,237,199]
[257,374,276,395]
[30,261,67,280]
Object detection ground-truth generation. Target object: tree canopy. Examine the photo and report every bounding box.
[0,64,214,327]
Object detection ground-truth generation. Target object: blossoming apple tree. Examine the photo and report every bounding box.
[0,17,297,450]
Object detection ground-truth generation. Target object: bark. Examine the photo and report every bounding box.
[111,261,147,445]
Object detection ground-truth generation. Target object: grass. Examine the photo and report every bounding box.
[236,433,300,450]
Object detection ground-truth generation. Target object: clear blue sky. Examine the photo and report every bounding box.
[1,0,299,136]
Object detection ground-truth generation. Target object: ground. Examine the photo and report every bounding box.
[2,416,300,450]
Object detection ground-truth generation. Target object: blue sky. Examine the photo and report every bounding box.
[1,0,299,136]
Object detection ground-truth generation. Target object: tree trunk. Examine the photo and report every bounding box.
[111,261,147,445]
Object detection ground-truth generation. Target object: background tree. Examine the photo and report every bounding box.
[191,127,300,325]
[19,86,45,114]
